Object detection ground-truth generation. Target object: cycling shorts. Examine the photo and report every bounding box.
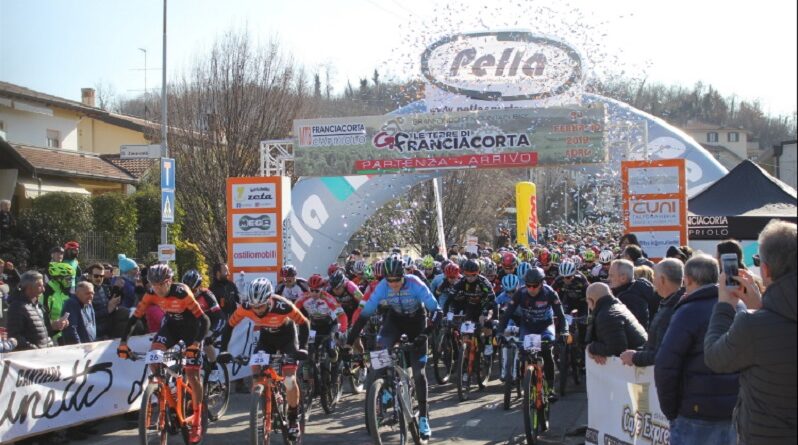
[152,317,203,368]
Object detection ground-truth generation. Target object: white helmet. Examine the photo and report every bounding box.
[559,260,577,277]
[248,277,274,306]
[599,250,614,264]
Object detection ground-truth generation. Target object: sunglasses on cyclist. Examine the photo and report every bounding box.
[309,288,321,293]
[464,271,479,277]
[526,282,542,289]
[386,277,402,283]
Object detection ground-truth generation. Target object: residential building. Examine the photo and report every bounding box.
[757,140,797,191]
[681,120,752,169]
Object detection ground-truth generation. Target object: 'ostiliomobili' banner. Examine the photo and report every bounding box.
[515,181,538,245]
[586,358,670,445]
[293,106,607,177]
[621,159,688,260]
[0,322,260,442]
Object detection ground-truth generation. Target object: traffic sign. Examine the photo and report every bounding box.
[161,190,175,223]
[158,244,176,262]
[120,144,162,159]
[161,158,175,189]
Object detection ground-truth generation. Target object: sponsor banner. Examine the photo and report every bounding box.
[232,242,278,268]
[293,106,606,176]
[232,213,278,238]
[515,181,538,245]
[629,199,681,227]
[0,326,258,442]
[627,166,680,195]
[632,231,682,259]
[688,215,798,241]
[586,358,670,445]
[231,182,276,209]
[355,151,537,173]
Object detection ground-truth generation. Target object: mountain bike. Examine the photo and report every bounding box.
[499,325,523,410]
[306,331,343,414]
[365,334,423,445]
[520,334,553,445]
[130,342,208,445]
[455,317,492,401]
[202,341,230,422]
[431,313,463,385]
[556,311,585,396]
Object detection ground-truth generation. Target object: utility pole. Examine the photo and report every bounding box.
[138,48,147,120]
[160,0,169,249]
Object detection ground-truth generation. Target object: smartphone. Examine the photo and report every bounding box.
[720,253,739,287]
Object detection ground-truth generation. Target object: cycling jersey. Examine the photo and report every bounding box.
[429,273,444,296]
[124,283,210,348]
[194,287,225,336]
[275,278,309,303]
[328,279,363,318]
[350,280,379,325]
[591,264,610,284]
[295,291,348,334]
[498,283,567,337]
[433,276,459,309]
[220,295,310,356]
[358,275,439,319]
[552,272,590,317]
[445,275,496,323]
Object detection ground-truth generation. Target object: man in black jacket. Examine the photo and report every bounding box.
[584,282,647,364]
[210,262,240,317]
[704,220,797,445]
[609,259,656,328]
[621,258,685,367]
[8,271,68,350]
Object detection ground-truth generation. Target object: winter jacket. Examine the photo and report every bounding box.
[42,280,70,342]
[613,279,656,329]
[6,290,55,350]
[586,295,647,357]
[704,272,797,445]
[632,288,684,367]
[61,295,96,344]
[210,279,241,317]
[655,284,741,421]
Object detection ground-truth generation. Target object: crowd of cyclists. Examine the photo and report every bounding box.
[102,221,633,444]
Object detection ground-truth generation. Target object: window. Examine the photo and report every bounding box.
[707,132,719,143]
[728,132,740,142]
[46,129,60,148]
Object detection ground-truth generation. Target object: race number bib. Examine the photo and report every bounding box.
[369,349,392,370]
[446,312,454,321]
[249,351,271,366]
[523,334,542,351]
[308,329,317,344]
[460,321,476,334]
[145,350,165,364]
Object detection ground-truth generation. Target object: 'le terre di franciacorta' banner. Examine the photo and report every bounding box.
[0,322,260,443]
[293,106,606,176]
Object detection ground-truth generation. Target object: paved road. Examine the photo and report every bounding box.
[86,374,587,445]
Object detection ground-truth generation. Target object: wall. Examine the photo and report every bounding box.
[78,118,148,154]
[0,104,79,150]
[780,142,797,191]
[686,128,748,160]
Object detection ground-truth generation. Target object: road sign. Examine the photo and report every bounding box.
[120,144,161,159]
[158,244,176,262]
[161,190,175,223]
[161,158,175,190]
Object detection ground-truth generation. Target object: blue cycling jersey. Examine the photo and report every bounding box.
[360,274,440,318]
[498,283,567,336]
[429,274,445,296]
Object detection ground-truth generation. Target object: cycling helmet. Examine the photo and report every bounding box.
[248,277,274,305]
[444,262,461,279]
[463,259,480,274]
[352,260,367,275]
[327,263,341,277]
[148,264,174,284]
[501,273,520,292]
[329,269,346,289]
[181,269,202,289]
[373,260,385,279]
[500,252,518,269]
[551,251,561,264]
[515,261,531,281]
[538,249,551,266]
[280,265,298,278]
[308,274,325,290]
[403,255,414,269]
[48,262,74,278]
[583,250,596,262]
[524,267,546,285]
[483,261,497,278]
[559,260,577,277]
[420,255,435,270]
[599,249,614,264]
[383,255,405,278]
[362,264,375,281]
[64,241,80,250]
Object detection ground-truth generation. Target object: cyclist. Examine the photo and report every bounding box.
[295,274,348,361]
[497,267,568,401]
[434,262,461,309]
[552,260,590,318]
[483,261,501,294]
[275,265,309,303]
[217,278,309,441]
[404,256,430,287]
[420,255,439,283]
[349,260,367,288]
[181,269,226,363]
[43,262,74,344]
[346,255,441,441]
[537,249,559,286]
[445,259,496,323]
[497,252,518,280]
[590,250,614,284]
[327,269,363,325]
[580,249,598,278]
[117,264,211,444]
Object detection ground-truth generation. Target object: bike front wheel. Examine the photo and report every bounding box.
[366,376,403,445]
[456,343,471,401]
[522,367,548,445]
[204,361,231,421]
[250,384,271,445]
[139,382,169,445]
[432,330,453,385]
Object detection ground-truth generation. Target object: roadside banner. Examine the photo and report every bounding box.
[621,159,688,260]
[0,324,258,443]
[227,177,290,282]
[586,358,670,445]
[293,106,606,176]
[515,182,538,245]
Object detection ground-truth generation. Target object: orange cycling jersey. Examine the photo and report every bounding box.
[228,295,309,333]
[133,283,205,320]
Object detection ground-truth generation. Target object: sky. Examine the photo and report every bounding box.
[1,0,796,116]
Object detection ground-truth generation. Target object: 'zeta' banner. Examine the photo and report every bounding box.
[293,106,606,176]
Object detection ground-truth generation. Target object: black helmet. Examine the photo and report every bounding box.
[383,254,405,278]
[329,269,346,288]
[463,259,480,274]
[524,267,546,285]
[181,269,202,289]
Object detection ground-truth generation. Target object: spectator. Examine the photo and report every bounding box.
[210,262,240,317]
[42,262,74,344]
[609,259,655,328]
[86,263,120,339]
[1,258,20,289]
[584,282,647,364]
[62,241,81,289]
[61,282,97,344]
[0,199,14,242]
[619,233,640,251]
[666,245,691,263]
[7,271,68,350]
[715,239,746,270]
[655,254,741,444]
[633,265,654,282]
[50,245,64,263]
[116,254,140,309]
[704,220,797,445]
[620,258,685,367]
[623,244,655,268]
[0,326,16,352]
